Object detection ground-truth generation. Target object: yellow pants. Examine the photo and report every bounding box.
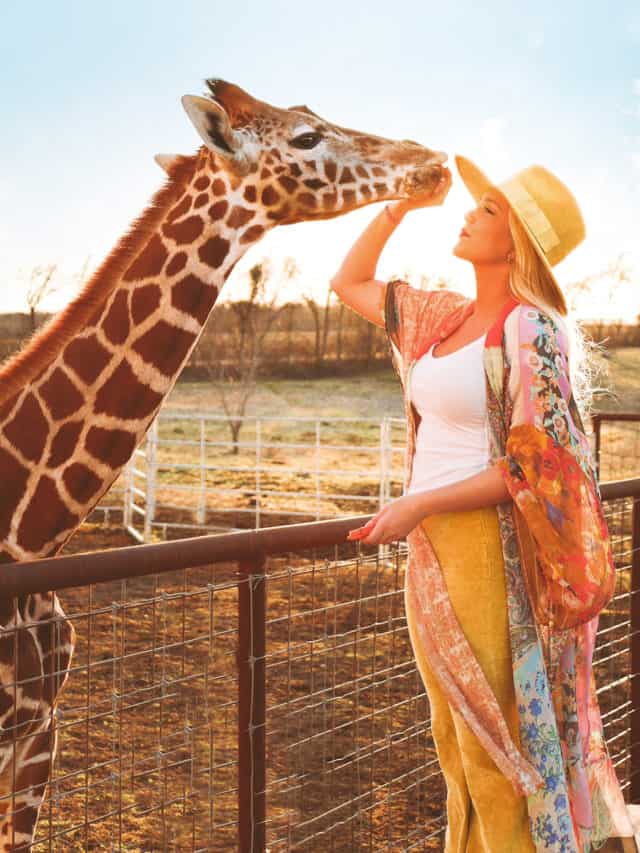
[405,505,536,853]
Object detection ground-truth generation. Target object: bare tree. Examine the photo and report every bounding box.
[301,280,336,369]
[208,258,294,454]
[26,265,58,331]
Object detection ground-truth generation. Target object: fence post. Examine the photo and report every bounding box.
[631,495,640,803]
[315,420,321,520]
[197,418,206,526]
[237,555,267,852]
[592,414,602,482]
[123,460,133,531]
[145,420,158,543]
[255,420,261,530]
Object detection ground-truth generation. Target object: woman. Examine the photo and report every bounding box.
[330,156,637,852]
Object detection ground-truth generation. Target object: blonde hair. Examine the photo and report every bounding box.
[506,211,606,427]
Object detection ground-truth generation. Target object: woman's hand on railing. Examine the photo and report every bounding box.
[346,494,427,545]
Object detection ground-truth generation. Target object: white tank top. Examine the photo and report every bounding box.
[406,334,490,495]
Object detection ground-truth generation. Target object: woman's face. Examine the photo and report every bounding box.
[452,188,514,265]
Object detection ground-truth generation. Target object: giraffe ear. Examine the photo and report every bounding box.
[154,153,181,174]
[181,95,253,175]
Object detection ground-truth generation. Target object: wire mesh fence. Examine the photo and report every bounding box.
[593,413,640,483]
[0,479,638,851]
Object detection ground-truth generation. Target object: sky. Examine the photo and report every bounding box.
[1,0,638,320]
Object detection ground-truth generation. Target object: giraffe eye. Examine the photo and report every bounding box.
[290,132,322,149]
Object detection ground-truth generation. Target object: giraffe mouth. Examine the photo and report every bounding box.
[401,163,446,197]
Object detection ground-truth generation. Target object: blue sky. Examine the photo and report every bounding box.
[1,0,638,319]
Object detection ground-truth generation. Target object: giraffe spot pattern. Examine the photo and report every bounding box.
[39,369,84,421]
[132,321,197,377]
[17,475,79,554]
[343,189,357,206]
[166,195,191,223]
[227,206,255,228]
[48,421,83,468]
[63,334,112,385]
[243,185,257,203]
[166,252,187,276]
[123,234,168,281]
[239,225,265,244]
[63,463,102,504]
[131,284,162,325]
[340,167,355,184]
[172,274,219,325]
[193,193,209,208]
[0,392,19,422]
[94,359,163,420]
[0,447,29,540]
[261,185,279,206]
[277,176,298,194]
[356,165,368,178]
[103,291,130,346]
[3,394,48,463]
[208,200,229,221]
[211,179,226,196]
[194,175,210,191]
[303,178,327,190]
[85,426,137,469]
[199,235,230,268]
[297,193,317,208]
[162,215,204,245]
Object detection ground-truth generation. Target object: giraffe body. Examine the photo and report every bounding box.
[0,79,446,848]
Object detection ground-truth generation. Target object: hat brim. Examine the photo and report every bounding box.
[454,154,563,293]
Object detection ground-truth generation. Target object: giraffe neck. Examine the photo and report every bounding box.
[0,150,272,560]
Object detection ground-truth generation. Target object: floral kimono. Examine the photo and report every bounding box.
[382,279,637,852]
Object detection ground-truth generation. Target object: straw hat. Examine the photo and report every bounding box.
[454,155,586,291]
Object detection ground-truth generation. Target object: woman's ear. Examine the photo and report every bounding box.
[182,95,255,176]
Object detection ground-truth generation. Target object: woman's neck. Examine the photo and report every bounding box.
[471,262,513,322]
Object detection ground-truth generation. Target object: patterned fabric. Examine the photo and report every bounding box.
[496,308,617,631]
[383,279,636,852]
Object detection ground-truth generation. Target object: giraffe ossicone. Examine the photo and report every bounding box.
[0,77,447,849]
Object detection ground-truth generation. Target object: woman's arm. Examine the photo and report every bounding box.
[330,169,452,328]
[347,462,511,545]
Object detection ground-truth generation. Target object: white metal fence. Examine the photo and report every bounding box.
[98,412,408,543]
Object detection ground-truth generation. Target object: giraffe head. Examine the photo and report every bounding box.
[179,79,447,225]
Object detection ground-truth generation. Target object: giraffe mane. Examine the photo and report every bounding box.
[0,153,199,408]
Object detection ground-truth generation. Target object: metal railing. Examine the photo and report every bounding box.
[1,478,639,850]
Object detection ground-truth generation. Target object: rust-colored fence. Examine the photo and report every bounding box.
[1,479,639,851]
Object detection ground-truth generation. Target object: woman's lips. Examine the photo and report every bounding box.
[459,229,470,238]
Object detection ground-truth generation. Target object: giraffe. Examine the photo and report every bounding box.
[0,78,447,848]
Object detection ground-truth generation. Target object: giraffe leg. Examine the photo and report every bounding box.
[0,594,76,851]
[0,718,55,851]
